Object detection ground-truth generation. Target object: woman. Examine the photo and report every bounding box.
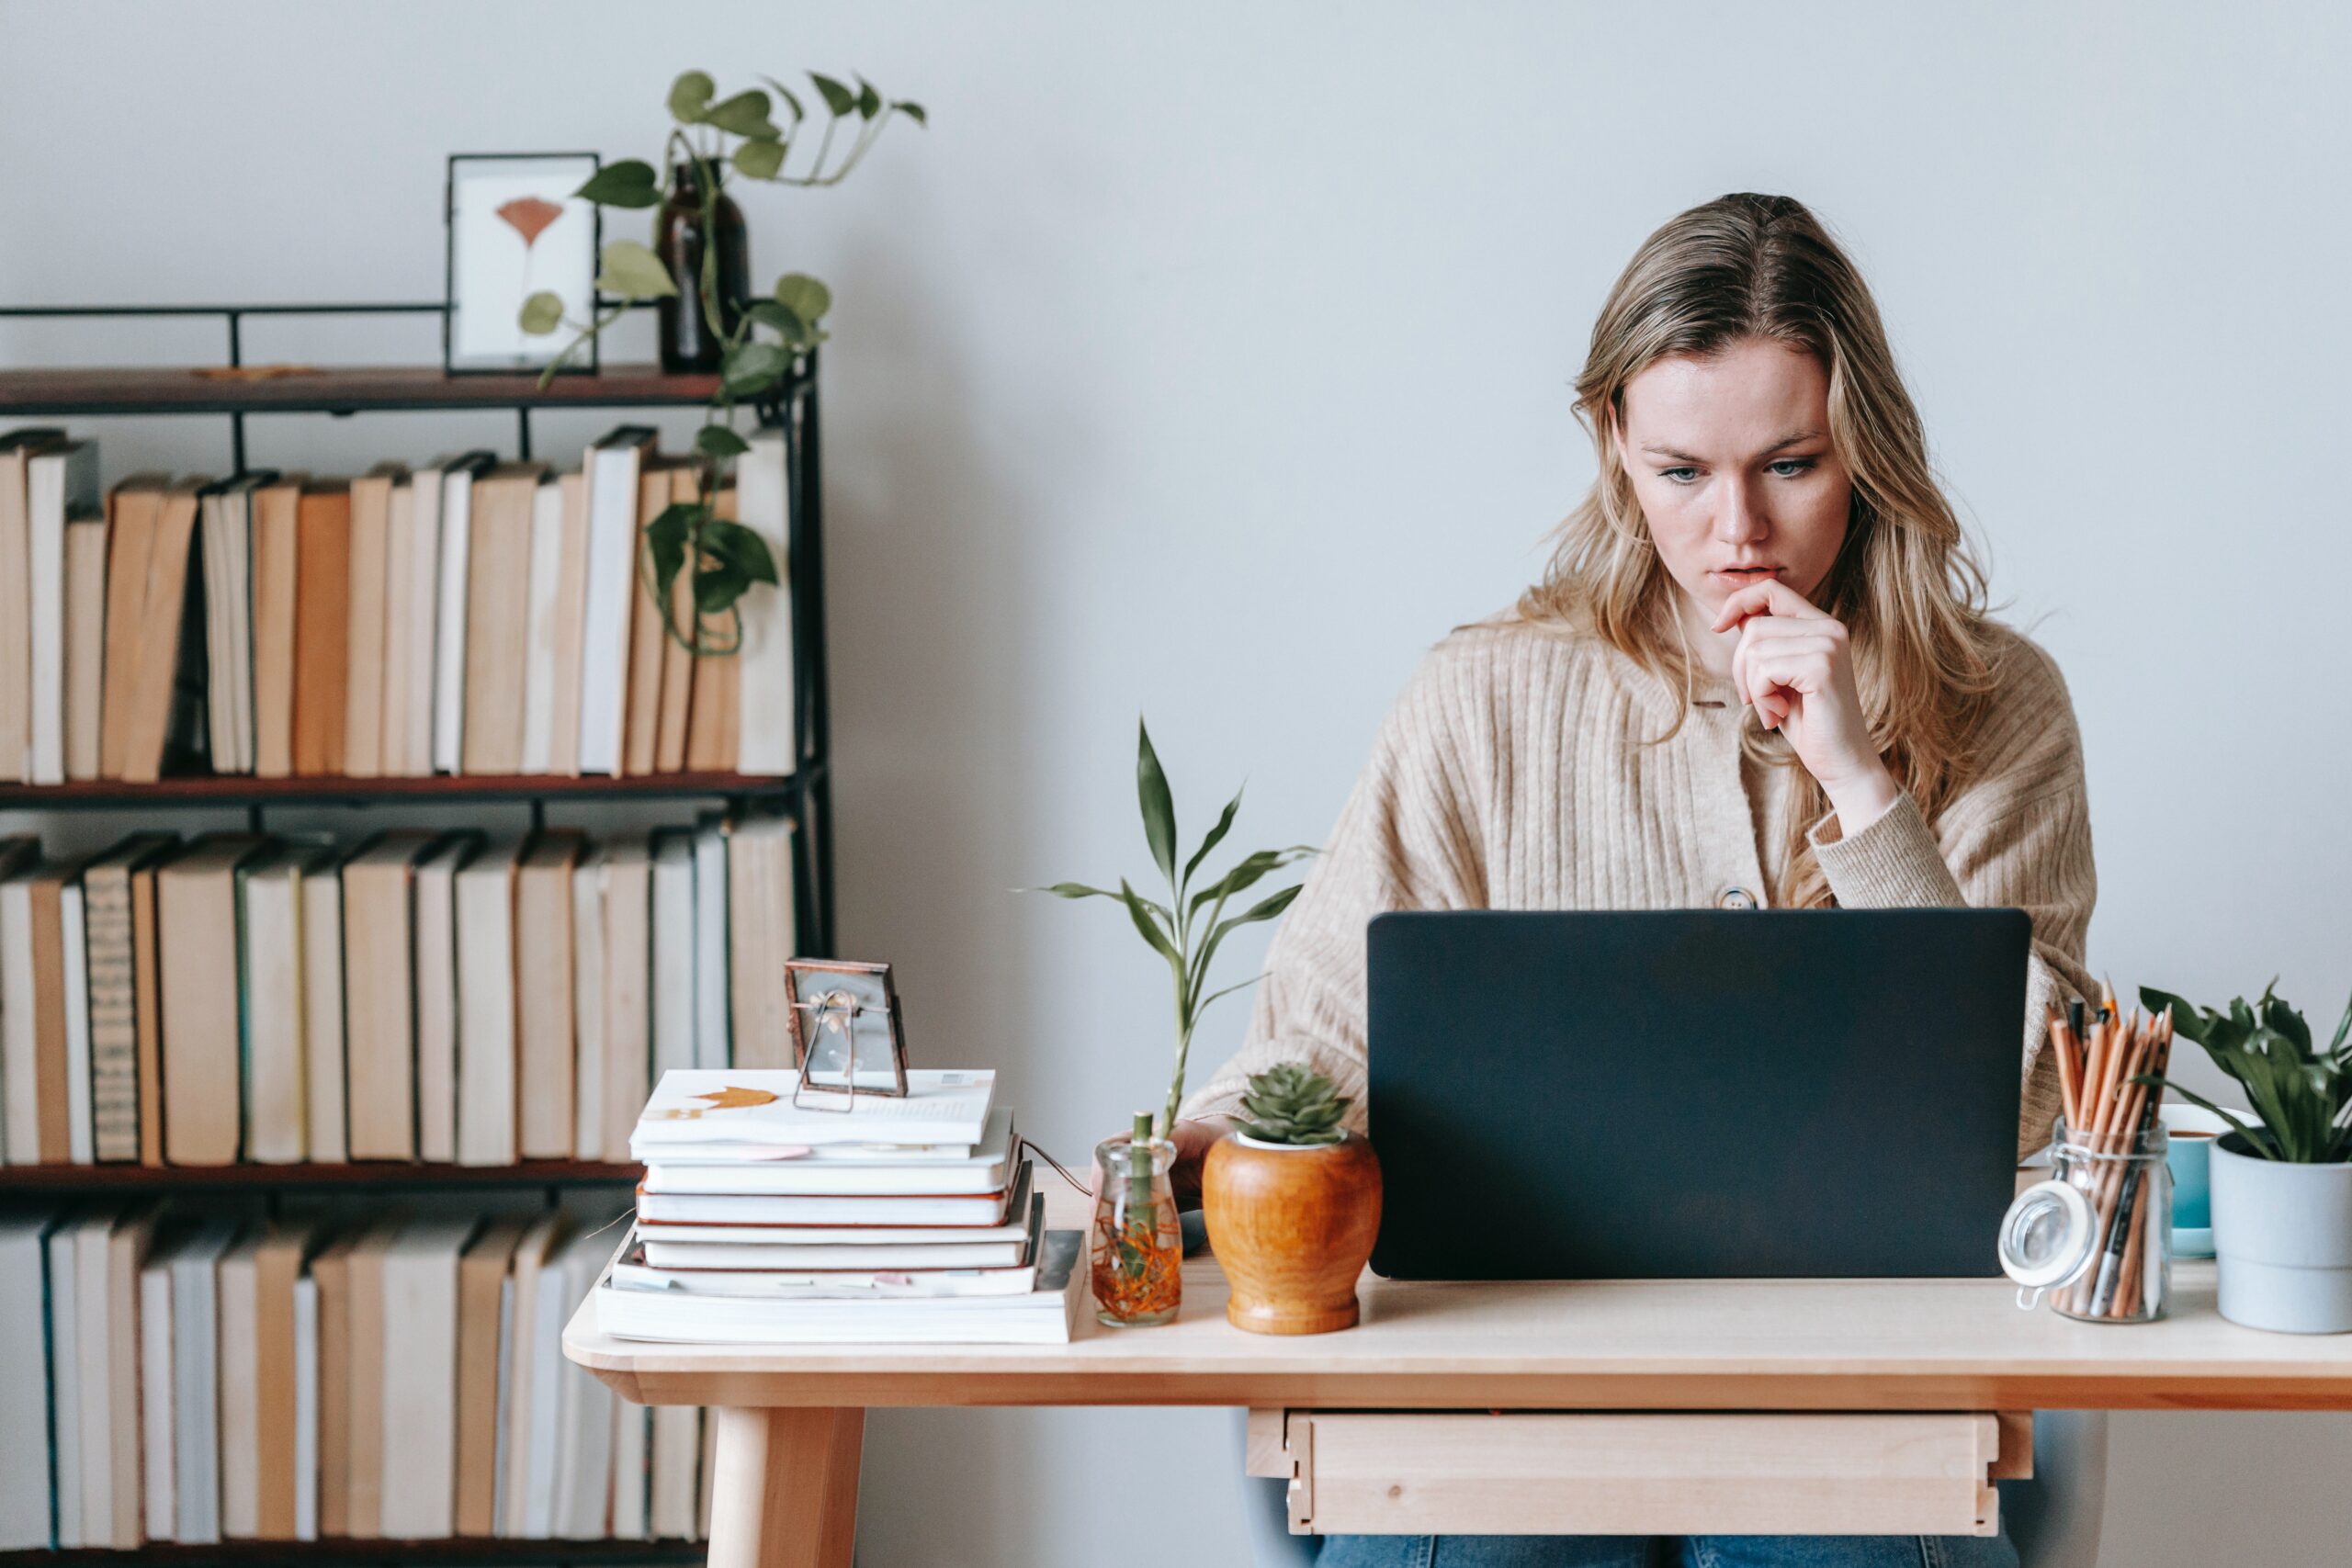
[1171,193,2097,1568]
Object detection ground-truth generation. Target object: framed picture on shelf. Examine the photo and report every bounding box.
[443,152,601,375]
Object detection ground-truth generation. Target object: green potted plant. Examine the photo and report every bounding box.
[1203,1062,1383,1334]
[523,68,922,662]
[2140,981,2352,1333]
[1028,718,1315,1325]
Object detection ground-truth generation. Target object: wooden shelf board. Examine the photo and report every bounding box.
[0,362,736,416]
[0,769,802,810]
[0,1159,640,1192]
[0,1541,703,1567]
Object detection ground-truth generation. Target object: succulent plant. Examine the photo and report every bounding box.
[1237,1063,1351,1146]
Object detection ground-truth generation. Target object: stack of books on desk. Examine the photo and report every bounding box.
[594,1067,1082,1344]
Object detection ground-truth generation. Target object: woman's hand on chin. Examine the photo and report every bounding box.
[1709,579,1902,833]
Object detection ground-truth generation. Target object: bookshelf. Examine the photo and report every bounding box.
[0,301,826,1555]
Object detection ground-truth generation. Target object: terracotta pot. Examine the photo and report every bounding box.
[1203,1129,1382,1334]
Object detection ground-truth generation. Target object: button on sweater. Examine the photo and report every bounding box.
[1181,614,2096,1160]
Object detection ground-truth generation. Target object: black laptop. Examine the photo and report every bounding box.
[1365,908,2030,1280]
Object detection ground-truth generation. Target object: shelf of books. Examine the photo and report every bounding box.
[0,308,836,1554]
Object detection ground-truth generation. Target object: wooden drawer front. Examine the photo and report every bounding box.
[1249,1411,2012,1538]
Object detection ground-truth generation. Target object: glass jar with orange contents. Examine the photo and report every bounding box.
[1090,1112,1182,1326]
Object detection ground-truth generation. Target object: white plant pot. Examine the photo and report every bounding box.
[2210,1133,2352,1334]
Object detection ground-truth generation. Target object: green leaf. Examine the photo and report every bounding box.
[892,100,928,127]
[774,273,831,324]
[596,239,678,300]
[669,70,717,124]
[1118,877,1183,967]
[643,502,699,600]
[1032,881,1122,900]
[702,518,779,585]
[808,72,857,117]
[2331,990,2352,1059]
[1181,786,1243,897]
[854,75,882,118]
[516,290,565,336]
[745,300,809,345]
[695,423,750,459]
[1194,973,1265,1017]
[757,75,807,122]
[703,89,777,139]
[721,339,792,396]
[574,159,662,209]
[1188,845,1317,919]
[2260,987,2314,1055]
[1135,718,1178,886]
[1190,885,1306,1007]
[732,137,786,181]
[2139,987,2206,1042]
[694,560,751,615]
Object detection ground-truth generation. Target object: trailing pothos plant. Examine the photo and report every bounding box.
[521,68,924,655]
[2138,981,2352,1162]
[1028,720,1319,1137]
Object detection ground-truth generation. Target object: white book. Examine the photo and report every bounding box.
[0,869,38,1163]
[46,1217,86,1546]
[600,1228,1083,1345]
[735,427,797,775]
[379,1216,480,1539]
[170,1219,241,1544]
[551,1228,617,1539]
[616,1200,1044,1299]
[0,1216,52,1549]
[650,832,695,1081]
[572,849,607,1159]
[692,818,729,1068]
[637,1165,1035,1269]
[633,1067,999,1154]
[522,1230,574,1537]
[649,1407,698,1541]
[611,1403,650,1540]
[200,488,236,768]
[638,1184,1017,1227]
[300,851,348,1162]
[643,1108,1016,1195]
[139,1232,176,1541]
[71,1209,113,1545]
[431,455,492,773]
[62,879,92,1161]
[519,476,565,773]
[455,834,522,1166]
[293,1274,319,1540]
[241,850,309,1164]
[27,440,98,784]
[216,1233,263,1538]
[420,834,481,1163]
[402,457,452,777]
[500,1211,570,1538]
[578,427,656,773]
[379,478,415,774]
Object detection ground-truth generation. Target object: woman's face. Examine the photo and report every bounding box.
[1608,337,1854,636]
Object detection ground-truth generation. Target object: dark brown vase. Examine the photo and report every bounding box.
[656,161,751,373]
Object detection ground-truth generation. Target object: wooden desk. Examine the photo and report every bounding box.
[564,1190,2352,1564]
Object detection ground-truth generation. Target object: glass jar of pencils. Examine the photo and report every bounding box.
[1090,1112,1183,1327]
[2004,1115,2173,1324]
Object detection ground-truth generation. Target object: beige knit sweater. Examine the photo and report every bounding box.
[1181,615,2097,1160]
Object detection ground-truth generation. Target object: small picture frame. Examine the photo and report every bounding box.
[444,152,602,375]
[784,959,910,1106]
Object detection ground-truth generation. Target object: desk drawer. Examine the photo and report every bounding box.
[1248,1411,2025,1538]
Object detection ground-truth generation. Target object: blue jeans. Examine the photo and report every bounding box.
[1316,1530,2019,1568]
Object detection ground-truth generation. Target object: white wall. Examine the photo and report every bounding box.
[6,2,2351,1562]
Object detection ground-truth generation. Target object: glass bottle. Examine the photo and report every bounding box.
[655,159,751,373]
[2009,1114,2173,1324]
[1090,1112,1182,1327]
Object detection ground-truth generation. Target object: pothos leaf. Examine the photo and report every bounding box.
[516,290,565,336]
[732,137,786,181]
[669,70,718,124]
[573,159,662,209]
[774,272,831,324]
[596,239,678,300]
[808,71,857,117]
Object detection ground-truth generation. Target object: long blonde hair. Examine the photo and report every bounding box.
[1504,192,2000,908]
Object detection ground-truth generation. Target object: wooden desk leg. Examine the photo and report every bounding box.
[707,1406,865,1568]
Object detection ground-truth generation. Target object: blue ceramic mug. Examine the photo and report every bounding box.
[2160,1102,2240,1258]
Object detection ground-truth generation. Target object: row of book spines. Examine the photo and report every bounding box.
[5,423,798,787]
[5,1202,715,1551]
[0,813,798,1169]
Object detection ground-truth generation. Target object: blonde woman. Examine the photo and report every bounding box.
[1173,193,2095,1568]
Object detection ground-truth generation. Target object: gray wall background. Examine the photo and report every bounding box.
[6,2,2349,1562]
